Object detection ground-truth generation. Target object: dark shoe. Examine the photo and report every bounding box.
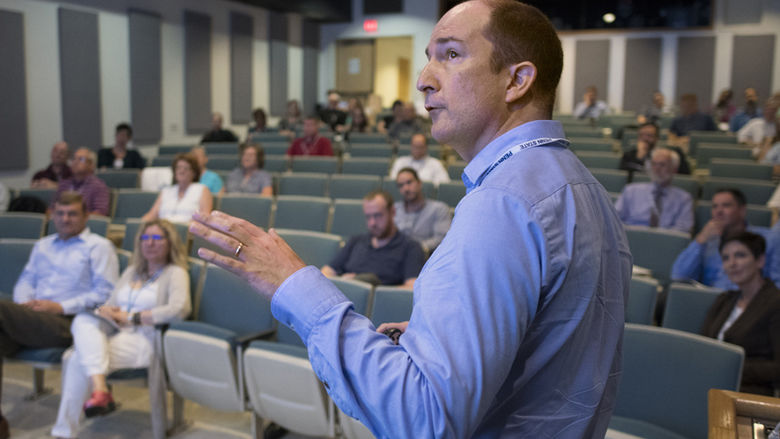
[83,390,116,418]
[263,422,288,439]
[0,415,9,439]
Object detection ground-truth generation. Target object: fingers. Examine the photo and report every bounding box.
[376,321,409,333]
[190,221,245,258]
[197,247,249,279]
[192,210,265,246]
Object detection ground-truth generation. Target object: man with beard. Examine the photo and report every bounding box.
[394,168,452,253]
[672,188,780,289]
[320,190,423,288]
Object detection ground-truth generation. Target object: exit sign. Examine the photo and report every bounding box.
[363,19,378,33]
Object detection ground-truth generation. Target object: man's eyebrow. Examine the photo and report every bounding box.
[425,37,465,57]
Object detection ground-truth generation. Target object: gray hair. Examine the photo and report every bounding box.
[651,147,679,170]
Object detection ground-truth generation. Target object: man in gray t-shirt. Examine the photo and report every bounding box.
[394,168,452,254]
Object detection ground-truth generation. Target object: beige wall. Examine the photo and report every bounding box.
[374,36,413,106]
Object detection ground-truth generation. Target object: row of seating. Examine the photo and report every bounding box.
[0,236,746,439]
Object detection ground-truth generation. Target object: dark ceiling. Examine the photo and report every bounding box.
[228,0,353,22]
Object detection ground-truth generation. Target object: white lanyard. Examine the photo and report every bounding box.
[474,137,569,187]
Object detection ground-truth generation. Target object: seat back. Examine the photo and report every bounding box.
[348,133,388,144]
[264,154,289,173]
[290,156,340,174]
[709,159,774,181]
[0,213,45,239]
[275,229,342,269]
[187,257,205,317]
[447,162,466,181]
[207,155,239,171]
[278,172,329,197]
[611,324,743,439]
[158,145,192,155]
[0,238,36,297]
[16,188,56,206]
[328,174,381,200]
[330,198,367,238]
[370,286,414,327]
[575,152,621,169]
[701,177,776,205]
[688,131,737,156]
[436,181,467,208]
[626,277,658,325]
[112,189,159,224]
[97,169,140,189]
[341,158,391,176]
[661,282,724,334]
[568,137,616,153]
[589,169,629,193]
[273,195,331,232]
[624,226,691,284]
[695,144,753,168]
[349,144,394,158]
[217,194,273,228]
[694,201,773,233]
[117,248,132,274]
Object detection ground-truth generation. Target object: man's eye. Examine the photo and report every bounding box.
[446,49,458,59]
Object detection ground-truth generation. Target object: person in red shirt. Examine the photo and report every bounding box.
[286,117,334,156]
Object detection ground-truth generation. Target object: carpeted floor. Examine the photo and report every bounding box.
[1,361,314,439]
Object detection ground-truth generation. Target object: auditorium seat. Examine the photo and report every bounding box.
[568,137,616,153]
[157,145,192,155]
[661,282,724,334]
[278,173,329,197]
[217,194,273,228]
[242,278,372,438]
[688,131,737,156]
[111,189,159,224]
[330,198,368,239]
[0,238,36,297]
[264,154,289,173]
[589,169,629,193]
[626,277,659,325]
[709,159,773,181]
[563,127,604,138]
[694,201,773,233]
[624,226,690,284]
[695,144,753,169]
[0,213,46,239]
[370,286,414,328]
[609,324,743,439]
[329,174,382,200]
[341,158,391,176]
[275,229,342,269]
[447,162,466,181]
[576,152,621,169]
[16,188,56,206]
[436,181,467,208]
[273,195,331,232]
[700,177,776,206]
[290,156,340,174]
[97,169,140,189]
[349,144,394,158]
[348,133,388,144]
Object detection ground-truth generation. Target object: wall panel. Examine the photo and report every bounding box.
[129,10,162,144]
[623,38,661,112]
[230,11,253,124]
[675,36,715,105]
[731,35,775,104]
[268,10,288,117]
[0,9,28,170]
[184,10,212,135]
[573,40,610,104]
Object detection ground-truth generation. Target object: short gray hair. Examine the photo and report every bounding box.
[651,147,679,170]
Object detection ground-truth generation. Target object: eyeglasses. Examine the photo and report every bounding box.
[140,234,165,241]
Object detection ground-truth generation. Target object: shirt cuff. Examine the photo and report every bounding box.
[59,298,80,315]
[271,266,350,344]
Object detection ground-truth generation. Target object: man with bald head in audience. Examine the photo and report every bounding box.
[615,148,694,233]
[53,148,110,216]
[189,1,630,436]
[201,112,238,143]
[31,141,72,189]
[389,133,451,185]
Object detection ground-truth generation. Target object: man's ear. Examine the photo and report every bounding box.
[506,61,537,104]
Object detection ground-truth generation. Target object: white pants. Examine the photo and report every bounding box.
[51,313,154,438]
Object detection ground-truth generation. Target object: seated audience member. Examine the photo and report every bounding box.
[278,100,303,137]
[668,94,717,150]
[201,112,238,143]
[737,99,778,147]
[711,89,736,126]
[364,93,383,129]
[51,219,190,438]
[319,92,347,132]
[388,102,423,141]
[321,190,424,288]
[287,117,334,156]
[573,86,610,120]
[730,87,762,132]
[671,188,779,290]
[0,182,8,213]
[191,145,224,196]
[226,144,273,196]
[246,108,267,138]
[637,91,668,125]
[346,103,370,134]
[142,153,212,224]
[700,232,779,396]
[31,141,72,189]
[389,134,451,185]
[0,192,118,438]
[377,99,404,134]
[615,148,693,233]
[619,122,691,174]
[394,168,452,253]
[97,123,145,169]
[54,148,111,216]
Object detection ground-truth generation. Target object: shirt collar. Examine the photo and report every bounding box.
[54,226,91,244]
[462,120,566,191]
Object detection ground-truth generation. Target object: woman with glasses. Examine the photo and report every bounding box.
[51,219,191,439]
[701,231,780,396]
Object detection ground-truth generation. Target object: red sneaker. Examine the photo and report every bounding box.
[83,390,117,418]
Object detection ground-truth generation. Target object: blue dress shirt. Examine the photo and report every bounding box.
[671,224,779,290]
[615,182,694,233]
[271,120,631,438]
[13,228,118,314]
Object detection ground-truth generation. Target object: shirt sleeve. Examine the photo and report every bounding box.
[670,240,705,282]
[59,239,119,314]
[671,193,694,234]
[12,242,41,303]
[272,189,544,437]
